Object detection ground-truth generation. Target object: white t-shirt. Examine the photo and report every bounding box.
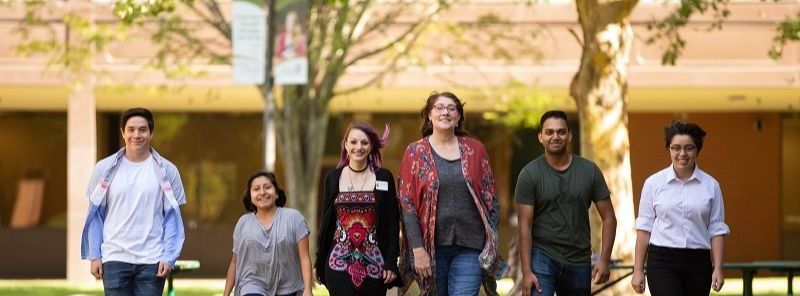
[102,155,165,264]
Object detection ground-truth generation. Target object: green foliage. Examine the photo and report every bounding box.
[482,80,557,129]
[113,0,191,25]
[11,1,130,75]
[646,0,731,65]
[769,13,800,59]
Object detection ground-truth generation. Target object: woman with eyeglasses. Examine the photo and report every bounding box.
[631,120,730,296]
[396,91,505,296]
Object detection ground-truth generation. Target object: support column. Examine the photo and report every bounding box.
[66,78,97,282]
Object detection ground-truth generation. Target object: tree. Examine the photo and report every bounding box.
[10,0,450,256]
[572,1,797,294]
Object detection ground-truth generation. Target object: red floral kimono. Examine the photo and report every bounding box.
[396,136,507,295]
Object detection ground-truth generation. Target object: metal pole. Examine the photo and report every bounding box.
[262,0,277,171]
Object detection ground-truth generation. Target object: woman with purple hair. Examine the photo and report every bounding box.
[315,122,403,295]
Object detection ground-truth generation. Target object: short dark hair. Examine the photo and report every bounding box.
[420,91,470,138]
[242,171,287,212]
[664,120,707,153]
[539,110,570,131]
[120,107,155,131]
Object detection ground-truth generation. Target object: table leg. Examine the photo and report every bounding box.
[168,273,175,296]
[788,270,794,296]
[743,270,755,296]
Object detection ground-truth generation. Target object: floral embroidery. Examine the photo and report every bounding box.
[328,192,385,288]
[397,137,505,295]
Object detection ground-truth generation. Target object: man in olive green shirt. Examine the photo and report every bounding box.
[515,110,617,296]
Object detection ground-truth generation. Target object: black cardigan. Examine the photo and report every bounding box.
[314,166,403,288]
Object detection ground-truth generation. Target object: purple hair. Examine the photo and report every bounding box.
[337,122,390,171]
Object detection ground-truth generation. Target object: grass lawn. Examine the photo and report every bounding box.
[0,277,797,295]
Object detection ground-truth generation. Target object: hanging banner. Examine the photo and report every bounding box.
[274,0,308,85]
[232,0,266,85]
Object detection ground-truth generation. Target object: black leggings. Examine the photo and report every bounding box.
[646,244,713,296]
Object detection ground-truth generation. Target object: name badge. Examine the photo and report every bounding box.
[375,181,389,191]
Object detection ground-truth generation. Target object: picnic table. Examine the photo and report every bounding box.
[591,261,800,296]
[725,261,800,296]
[166,260,200,296]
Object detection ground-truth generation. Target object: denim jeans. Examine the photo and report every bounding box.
[530,248,591,296]
[434,245,482,296]
[102,261,165,296]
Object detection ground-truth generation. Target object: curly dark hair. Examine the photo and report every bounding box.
[242,171,287,212]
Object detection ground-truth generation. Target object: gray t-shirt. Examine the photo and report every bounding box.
[232,208,310,296]
[514,155,610,265]
[432,150,485,250]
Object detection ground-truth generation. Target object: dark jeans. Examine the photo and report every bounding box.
[529,248,591,296]
[434,245,483,296]
[102,261,165,296]
[647,244,713,296]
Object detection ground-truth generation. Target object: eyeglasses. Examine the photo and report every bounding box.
[432,104,457,113]
[669,145,697,153]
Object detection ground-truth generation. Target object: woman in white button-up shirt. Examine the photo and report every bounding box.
[631,121,730,295]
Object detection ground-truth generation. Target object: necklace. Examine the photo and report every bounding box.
[348,164,368,173]
[347,167,369,191]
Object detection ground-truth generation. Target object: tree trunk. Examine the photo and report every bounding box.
[570,0,639,294]
[273,85,331,255]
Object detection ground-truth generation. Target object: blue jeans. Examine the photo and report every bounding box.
[434,245,482,296]
[530,248,591,296]
[102,261,165,296]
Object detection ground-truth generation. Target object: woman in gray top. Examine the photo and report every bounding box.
[223,172,313,296]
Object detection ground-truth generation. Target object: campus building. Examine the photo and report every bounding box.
[0,1,798,280]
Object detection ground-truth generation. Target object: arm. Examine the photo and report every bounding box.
[397,146,432,279]
[159,205,185,271]
[223,253,237,296]
[516,203,540,296]
[710,236,725,291]
[382,171,401,274]
[82,164,104,278]
[709,181,729,291]
[632,178,656,293]
[631,230,651,293]
[315,170,336,283]
[593,198,616,284]
[478,144,500,230]
[160,164,187,274]
[298,235,314,296]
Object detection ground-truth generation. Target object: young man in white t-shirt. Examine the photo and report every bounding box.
[80,107,187,295]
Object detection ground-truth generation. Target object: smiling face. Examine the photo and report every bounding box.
[538,117,571,156]
[669,134,698,171]
[427,96,461,133]
[344,128,372,167]
[121,116,152,153]
[250,175,278,212]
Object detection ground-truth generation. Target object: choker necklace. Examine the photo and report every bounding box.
[348,164,368,173]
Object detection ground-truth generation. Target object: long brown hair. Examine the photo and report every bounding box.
[419,91,470,138]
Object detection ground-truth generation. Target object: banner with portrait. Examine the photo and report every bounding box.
[273,0,309,85]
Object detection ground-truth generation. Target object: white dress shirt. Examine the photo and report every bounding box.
[635,165,730,249]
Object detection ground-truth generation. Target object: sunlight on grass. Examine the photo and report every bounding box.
[0,277,797,295]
